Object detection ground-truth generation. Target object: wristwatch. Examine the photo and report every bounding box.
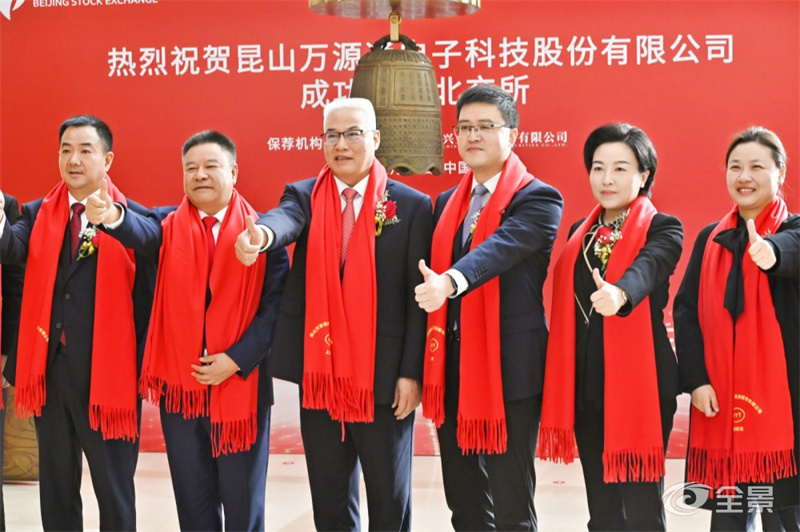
[619,287,629,305]
[447,274,458,295]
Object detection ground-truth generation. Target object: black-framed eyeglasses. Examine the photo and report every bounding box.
[320,129,374,145]
[452,123,511,137]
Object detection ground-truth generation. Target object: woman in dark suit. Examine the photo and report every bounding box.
[674,127,800,531]
[539,123,683,531]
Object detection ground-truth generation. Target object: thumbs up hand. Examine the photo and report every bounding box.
[414,259,453,313]
[235,216,267,266]
[589,268,627,317]
[746,218,777,270]
[86,178,121,226]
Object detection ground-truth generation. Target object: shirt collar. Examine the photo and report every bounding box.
[334,174,369,199]
[197,205,228,224]
[472,171,501,195]
[68,191,97,207]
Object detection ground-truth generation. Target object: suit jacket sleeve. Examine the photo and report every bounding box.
[0,194,25,382]
[764,215,800,279]
[0,200,38,264]
[614,213,683,316]
[674,223,716,393]
[226,246,290,377]
[2,196,26,357]
[451,181,563,294]
[399,193,434,381]
[260,180,313,251]
[101,204,171,259]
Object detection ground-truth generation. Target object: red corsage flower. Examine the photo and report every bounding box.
[375,192,400,236]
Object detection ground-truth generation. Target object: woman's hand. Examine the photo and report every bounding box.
[590,268,627,316]
[691,384,719,417]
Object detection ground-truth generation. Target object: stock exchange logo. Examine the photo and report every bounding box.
[0,0,25,20]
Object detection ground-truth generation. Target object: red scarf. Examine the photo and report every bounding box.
[302,161,386,423]
[140,190,267,456]
[16,178,138,440]
[539,196,665,482]
[423,152,533,454]
[689,197,796,489]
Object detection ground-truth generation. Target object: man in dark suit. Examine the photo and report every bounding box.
[415,84,564,531]
[0,115,156,531]
[0,193,26,532]
[235,98,433,531]
[85,130,289,531]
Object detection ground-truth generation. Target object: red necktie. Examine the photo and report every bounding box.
[70,203,85,260]
[203,217,217,272]
[341,188,357,266]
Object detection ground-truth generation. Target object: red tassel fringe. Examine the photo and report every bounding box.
[422,384,444,428]
[139,375,209,418]
[537,427,577,464]
[139,374,164,405]
[211,414,257,457]
[456,415,507,455]
[603,447,665,483]
[15,375,46,418]
[90,405,139,442]
[302,372,374,423]
[687,448,798,490]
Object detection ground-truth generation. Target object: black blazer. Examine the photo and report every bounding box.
[674,214,800,508]
[264,177,434,406]
[435,177,564,402]
[101,204,290,407]
[0,198,157,397]
[569,213,683,408]
[1,195,25,358]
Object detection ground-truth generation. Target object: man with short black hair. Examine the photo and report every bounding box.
[0,115,156,531]
[415,84,564,531]
[87,129,288,531]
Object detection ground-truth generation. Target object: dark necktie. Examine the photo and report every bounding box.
[203,217,217,272]
[462,184,488,247]
[341,188,358,266]
[70,203,85,260]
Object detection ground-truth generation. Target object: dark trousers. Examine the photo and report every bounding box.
[573,398,677,532]
[300,402,414,531]
[710,500,800,531]
[437,395,541,531]
[0,387,6,532]
[160,400,271,532]
[34,347,138,531]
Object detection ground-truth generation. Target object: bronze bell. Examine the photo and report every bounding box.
[350,34,443,176]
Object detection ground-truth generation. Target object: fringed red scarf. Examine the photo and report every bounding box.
[689,197,796,489]
[16,177,138,441]
[423,152,533,455]
[140,189,267,456]
[302,161,386,423]
[539,196,665,482]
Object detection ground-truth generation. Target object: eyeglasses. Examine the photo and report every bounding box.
[453,123,511,137]
[321,129,374,145]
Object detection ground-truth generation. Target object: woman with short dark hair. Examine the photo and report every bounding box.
[674,126,800,530]
[539,123,683,530]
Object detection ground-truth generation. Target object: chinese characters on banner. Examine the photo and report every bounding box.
[107,34,732,174]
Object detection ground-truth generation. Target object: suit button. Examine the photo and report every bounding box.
[55,323,62,329]
[65,293,71,300]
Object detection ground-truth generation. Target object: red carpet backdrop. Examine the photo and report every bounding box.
[1,0,798,456]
